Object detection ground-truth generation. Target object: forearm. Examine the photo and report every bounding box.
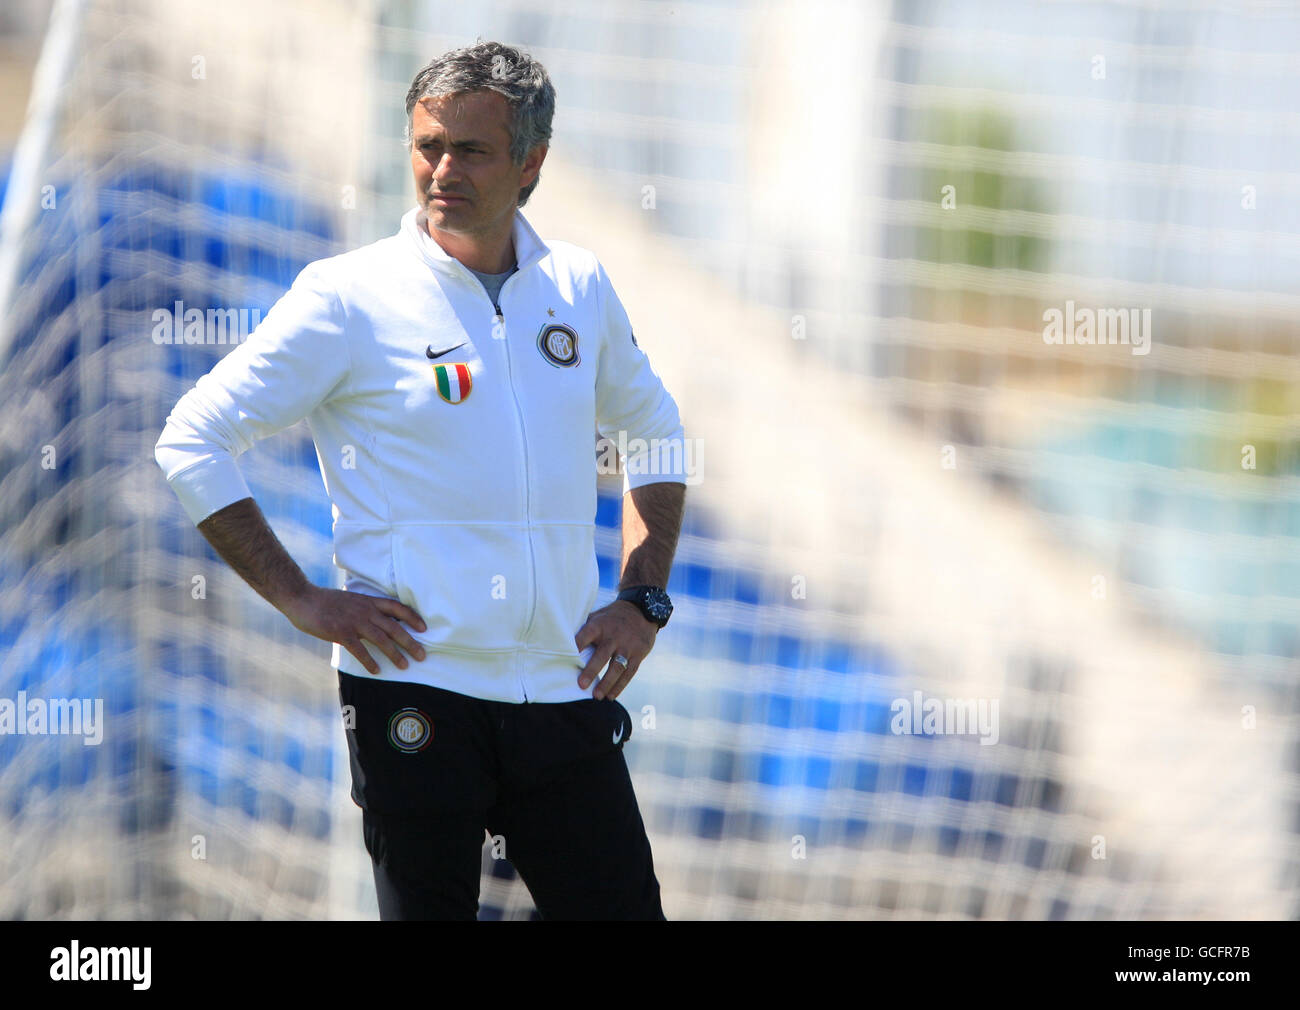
[195,496,313,614]
[618,480,685,590]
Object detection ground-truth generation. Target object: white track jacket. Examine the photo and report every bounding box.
[155,206,687,703]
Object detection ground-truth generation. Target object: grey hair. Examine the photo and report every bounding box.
[404,41,556,208]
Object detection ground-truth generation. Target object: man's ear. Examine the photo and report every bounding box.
[520,144,548,189]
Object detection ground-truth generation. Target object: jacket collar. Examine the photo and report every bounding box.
[401,203,549,278]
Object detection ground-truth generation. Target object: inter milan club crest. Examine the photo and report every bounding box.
[431,362,472,404]
[388,707,433,753]
[536,323,580,367]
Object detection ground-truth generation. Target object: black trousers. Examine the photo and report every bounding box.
[338,670,666,920]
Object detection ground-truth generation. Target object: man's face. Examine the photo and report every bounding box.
[410,90,544,240]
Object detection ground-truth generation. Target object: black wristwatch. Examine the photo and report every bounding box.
[616,585,673,629]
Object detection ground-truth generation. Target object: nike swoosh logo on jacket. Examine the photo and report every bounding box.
[154,205,687,703]
[426,341,467,359]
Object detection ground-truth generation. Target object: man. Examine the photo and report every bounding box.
[154,41,687,920]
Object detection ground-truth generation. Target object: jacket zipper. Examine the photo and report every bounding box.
[455,262,536,703]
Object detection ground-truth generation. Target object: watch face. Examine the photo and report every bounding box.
[645,589,673,622]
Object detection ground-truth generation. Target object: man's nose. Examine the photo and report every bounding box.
[432,152,461,180]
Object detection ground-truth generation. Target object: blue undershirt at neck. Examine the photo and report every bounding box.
[467,261,518,312]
